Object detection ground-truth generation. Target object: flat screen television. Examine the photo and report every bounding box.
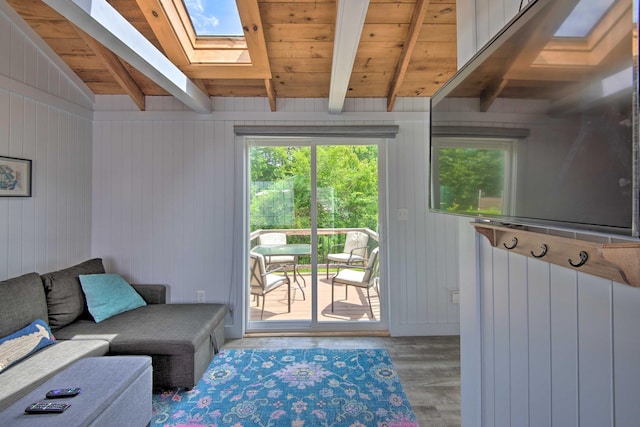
[430,0,639,236]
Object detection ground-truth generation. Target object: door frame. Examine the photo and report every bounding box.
[241,136,390,334]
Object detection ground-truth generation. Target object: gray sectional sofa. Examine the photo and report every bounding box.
[0,259,227,411]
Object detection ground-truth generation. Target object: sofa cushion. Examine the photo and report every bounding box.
[54,304,227,355]
[41,258,105,330]
[0,339,109,411]
[0,273,48,338]
[0,319,56,372]
[80,274,147,322]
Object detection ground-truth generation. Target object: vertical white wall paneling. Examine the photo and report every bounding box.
[121,121,134,276]
[458,219,481,427]
[577,274,613,427]
[0,7,93,281]
[129,121,143,280]
[0,89,8,280]
[10,24,24,83]
[138,121,151,280]
[34,102,48,273]
[549,265,579,427]
[21,98,36,271]
[474,0,491,49]
[58,109,69,263]
[613,282,640,426]
[508,253,529,427]
[492,248,511,427]
[7,93,24,279]
[526,257,551,427]
[45,107,59,271]
[479,237,495,427]
[0,12,10,78]
[456,0,476,68]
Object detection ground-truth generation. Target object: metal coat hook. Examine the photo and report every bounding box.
[503,237,518,249]
[531,244,548,258]
[568,250,589,268]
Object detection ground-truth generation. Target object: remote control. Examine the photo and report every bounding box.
[46,387,81,398]
[25,401,71,414]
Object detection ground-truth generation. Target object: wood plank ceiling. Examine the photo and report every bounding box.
[6,0,458,111]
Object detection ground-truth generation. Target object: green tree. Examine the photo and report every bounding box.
[438,148,504,212]
[250,145,378,232]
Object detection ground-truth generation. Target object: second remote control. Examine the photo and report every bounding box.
[25,401,71,413]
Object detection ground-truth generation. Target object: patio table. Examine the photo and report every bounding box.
[252,244,311,299]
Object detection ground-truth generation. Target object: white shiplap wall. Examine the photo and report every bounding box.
[0,3,94,281]
[458,1,640,426]
[92,96,460,338]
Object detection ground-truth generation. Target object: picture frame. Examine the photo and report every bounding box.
[0,156,32,197]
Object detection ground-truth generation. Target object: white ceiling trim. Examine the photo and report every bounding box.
[327,0,370,115]
[42,0,212,113]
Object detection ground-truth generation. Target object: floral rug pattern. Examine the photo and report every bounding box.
[151,348,419,427]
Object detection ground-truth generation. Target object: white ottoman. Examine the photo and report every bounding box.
[0,356,152,426]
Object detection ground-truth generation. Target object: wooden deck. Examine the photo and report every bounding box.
[249,272,381,322]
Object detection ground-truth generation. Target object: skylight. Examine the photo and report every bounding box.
[554,0,615,37]
[182,0,244,37]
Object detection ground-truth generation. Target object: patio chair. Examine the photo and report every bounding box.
[249,251,291,320]
[330,247,379,317]
[258,232,296,271]
[326,231,369,279]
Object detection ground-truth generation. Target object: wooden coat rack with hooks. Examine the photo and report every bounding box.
[473,223,640,288]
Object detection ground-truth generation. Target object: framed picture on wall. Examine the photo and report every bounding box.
[0,156,32,197]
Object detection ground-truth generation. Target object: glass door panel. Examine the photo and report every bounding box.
[249,145,311,322]
[316,144,380,323]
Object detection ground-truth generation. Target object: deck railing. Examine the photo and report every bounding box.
[250,228,378,264]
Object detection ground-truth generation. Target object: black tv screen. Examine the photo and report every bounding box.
[430,0,639,236]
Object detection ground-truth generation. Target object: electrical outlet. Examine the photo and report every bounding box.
[196,290,206,303]
[450,290,460,304]
[397,208,409,221]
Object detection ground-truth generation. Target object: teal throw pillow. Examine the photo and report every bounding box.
[79,274,146,323]
[0,319,56,372]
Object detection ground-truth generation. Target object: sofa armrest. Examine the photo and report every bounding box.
[131,284,166,304]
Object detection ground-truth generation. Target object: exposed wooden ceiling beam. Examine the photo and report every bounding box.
[480,78,508,112]
[73,26,146,111]
[328,0,370,114]
[192,79,208,94]
[42,0,212,113]
[264,79,276,111]
[386,0,430,112]
[236,0,272,77]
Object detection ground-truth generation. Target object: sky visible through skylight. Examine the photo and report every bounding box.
[183,0,243,37]
[554,0,615,37]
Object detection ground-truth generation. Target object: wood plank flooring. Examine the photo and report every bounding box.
[223,336,461,427]
[250,272,381,322]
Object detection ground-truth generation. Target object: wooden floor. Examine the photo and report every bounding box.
[223,335,461,427]
[250,272,381,322]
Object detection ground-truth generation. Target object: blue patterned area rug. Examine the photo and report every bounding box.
[151,348,419,427]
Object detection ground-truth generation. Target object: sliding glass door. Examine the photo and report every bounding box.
[247,138,385,332]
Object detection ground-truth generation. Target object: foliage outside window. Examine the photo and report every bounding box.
[250,145,378,233]
[432,138,514,216]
